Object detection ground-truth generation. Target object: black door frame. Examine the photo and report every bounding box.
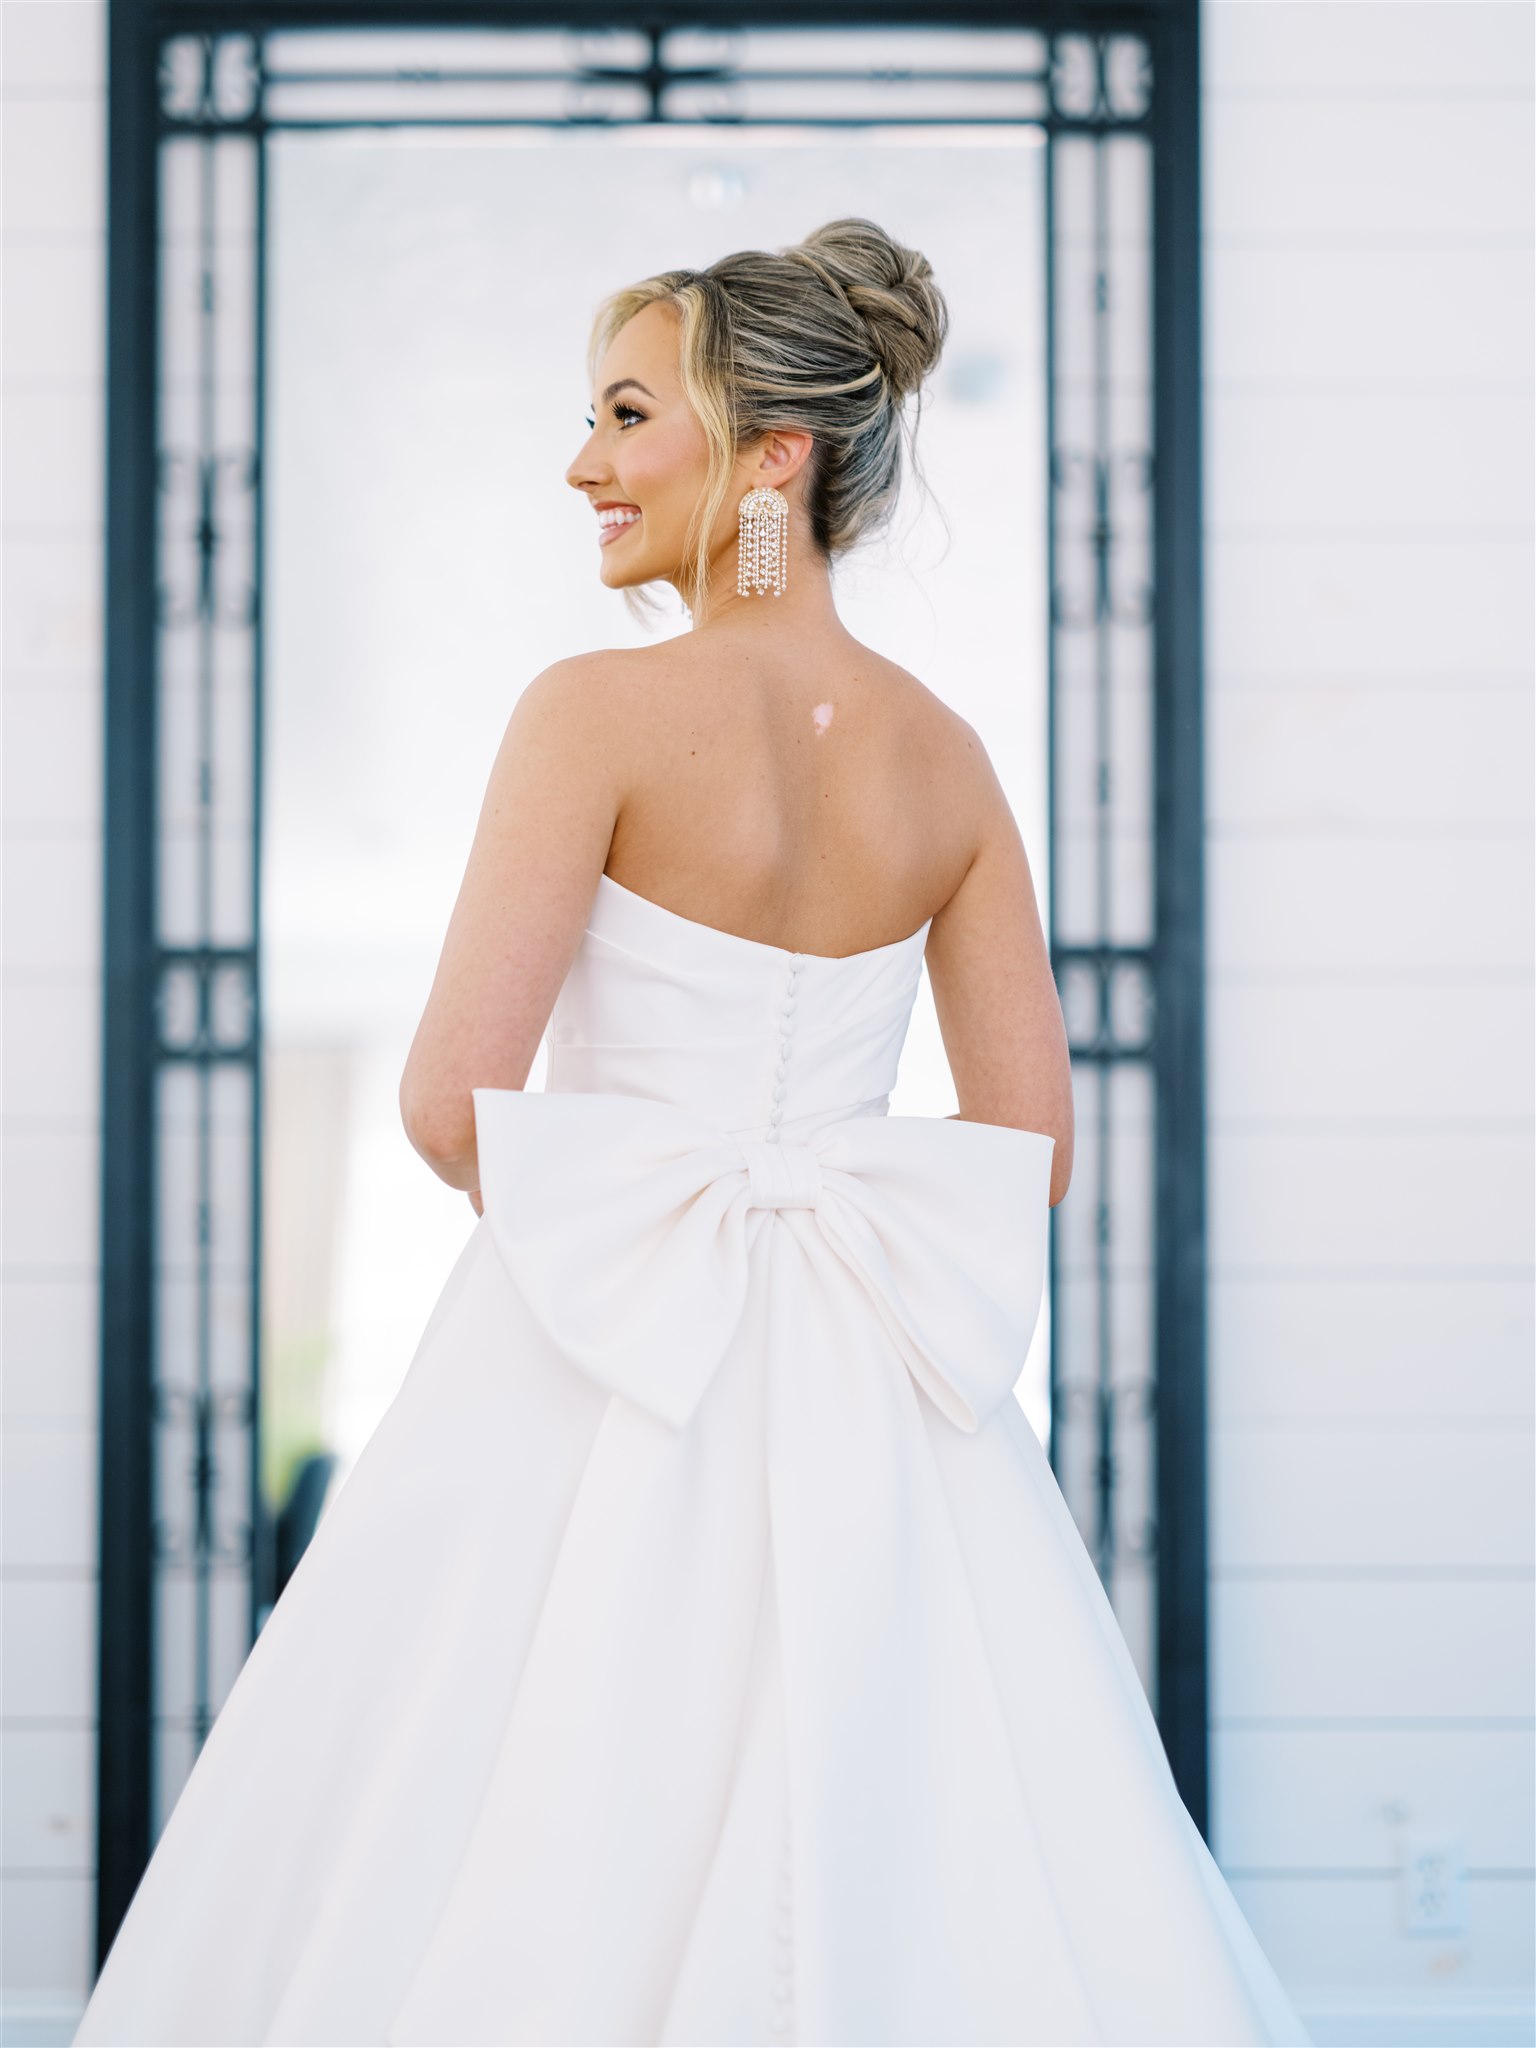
[100,0,1206,1963]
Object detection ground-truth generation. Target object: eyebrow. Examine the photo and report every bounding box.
[594,378,657,405]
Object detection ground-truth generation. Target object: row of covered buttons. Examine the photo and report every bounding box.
[764,953,803,1144]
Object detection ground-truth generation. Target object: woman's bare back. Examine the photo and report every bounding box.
[602,631,985,959]
[401,627,1071,1207]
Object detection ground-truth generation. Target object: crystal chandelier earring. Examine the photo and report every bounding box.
[737,485,788,598]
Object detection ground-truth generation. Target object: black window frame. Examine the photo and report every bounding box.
[100,0,1207,1965]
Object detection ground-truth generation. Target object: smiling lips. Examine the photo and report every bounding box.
[597,507,641,546]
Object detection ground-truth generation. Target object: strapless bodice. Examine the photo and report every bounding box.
[544,872,934,1141]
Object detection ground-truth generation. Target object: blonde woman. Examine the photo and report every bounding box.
[74,219,1310,2047]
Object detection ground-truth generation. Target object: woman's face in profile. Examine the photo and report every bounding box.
[566,299,716,595]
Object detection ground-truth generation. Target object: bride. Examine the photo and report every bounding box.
[73,216,1311,2046]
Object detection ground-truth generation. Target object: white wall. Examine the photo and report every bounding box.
[1200,4,1535,2043]
[1,2,1532,2042]
[1,1,108,2040]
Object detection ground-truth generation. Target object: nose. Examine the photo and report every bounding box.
[740,1140,821,1210]
[565,426,609,496]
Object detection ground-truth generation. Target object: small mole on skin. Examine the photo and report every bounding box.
[811,701,835,736]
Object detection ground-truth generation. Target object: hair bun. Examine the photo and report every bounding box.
[784,217,948,401]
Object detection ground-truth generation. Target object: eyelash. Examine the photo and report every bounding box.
[584,399,645,431]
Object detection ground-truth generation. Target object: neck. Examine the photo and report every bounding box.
[676,519,843,638]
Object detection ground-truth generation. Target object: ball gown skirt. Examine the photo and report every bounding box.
[72,872,1312,2047]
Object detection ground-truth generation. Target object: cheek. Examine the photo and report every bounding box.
[627,427,698,503]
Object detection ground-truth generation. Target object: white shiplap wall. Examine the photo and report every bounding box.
[1,1,1532,2041]
[1200,4,1535,2044]
[2,1,108,2040]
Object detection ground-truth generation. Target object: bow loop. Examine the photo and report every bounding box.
[471,1088,1054,1436]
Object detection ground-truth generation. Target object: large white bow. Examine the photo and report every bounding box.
[471,1086,1055,1435]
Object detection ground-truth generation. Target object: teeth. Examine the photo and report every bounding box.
[598,507,640,527]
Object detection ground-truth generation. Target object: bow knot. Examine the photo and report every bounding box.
[741,1137,822,1210]
[470,1087,1054,1437]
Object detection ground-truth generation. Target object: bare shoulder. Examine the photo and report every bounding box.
[520,641,697,749]
[494,647,666,797]
[512,644,654,722]
[874,654,1016,870]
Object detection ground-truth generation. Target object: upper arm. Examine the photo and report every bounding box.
[399,653,630,1179]
[924,726,1074,1205]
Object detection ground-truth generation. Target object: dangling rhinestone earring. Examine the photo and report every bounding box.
[737,485,788,598]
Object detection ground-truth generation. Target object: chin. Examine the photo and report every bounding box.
[602,555,649,588]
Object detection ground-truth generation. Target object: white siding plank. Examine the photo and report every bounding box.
[1210,1275,1534,1425]
[1206,246,1533,387]
[1209,684,1534,830]
[1207,833,1533,973]
[0,1130,99,1272]
[0,685,104,837]
[1203,0,1534,95]
[0,1877,93,2006]
[1209,982,1534,1123]
[0,0,105,95]
[1205,98,1532,243]
[1,1427,97,1572]
[1209,1127,1533,1272]
[1212,1425,1535,1572]
[0,1578,94,1721]
[1,385,103,533]
[1228,1873,1536,2009]
[1207,389,1535,535]
[0,1727,93,1874]
[0,833,102,977]
[0,977,101,1126]
[0,98,103,239]
[1212,1726,1536,1871]
[0,538,103,675]
[1212,1580,1535,1721]
[1206,533,1533,677]
[0,1276,98,1427]
[1,242,104,384]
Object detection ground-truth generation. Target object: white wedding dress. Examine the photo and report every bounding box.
[74,871,1311,2048]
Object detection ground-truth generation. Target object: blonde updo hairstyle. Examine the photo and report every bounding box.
[587,216,949,622]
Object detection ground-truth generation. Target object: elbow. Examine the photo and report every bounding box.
[399,1069,477,1182]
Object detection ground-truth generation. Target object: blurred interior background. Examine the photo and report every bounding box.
[1,2,1532,2043]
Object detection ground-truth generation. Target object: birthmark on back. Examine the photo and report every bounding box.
[811,701,834,737]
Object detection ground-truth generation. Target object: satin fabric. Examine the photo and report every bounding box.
[73,872,1311,2047]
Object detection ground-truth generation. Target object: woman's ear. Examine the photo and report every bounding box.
[756,428,815,490]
